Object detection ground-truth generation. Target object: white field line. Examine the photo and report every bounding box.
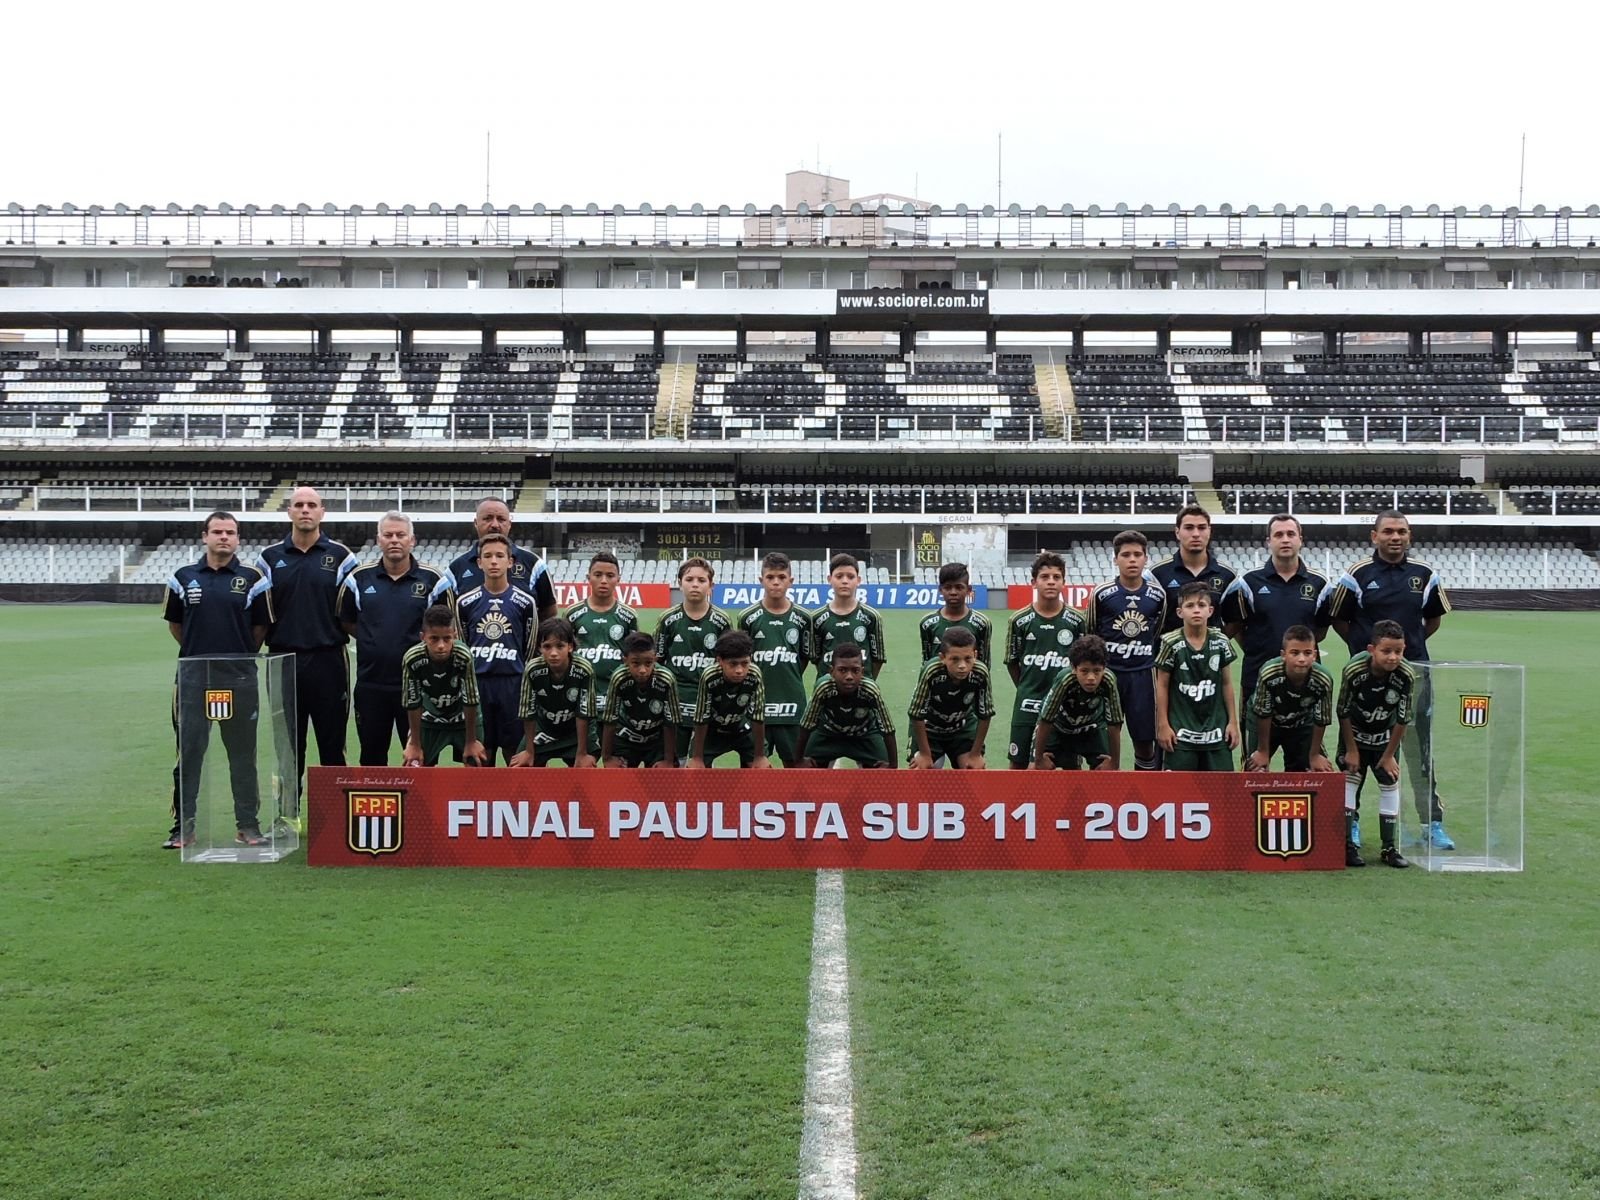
[798,868,857,1200]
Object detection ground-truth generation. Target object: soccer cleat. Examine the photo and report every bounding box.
[235,827,269,847]
[1427,821,1456,851]
[287,815,306,836]
[1380,846,1410,869]
[162,831,196,850]
[1345,842,1366,868]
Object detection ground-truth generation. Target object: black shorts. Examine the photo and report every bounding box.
[806,730,888,768]
[698,727,758,767]
[1260,726,1315,771]
[1114,669,1156,743]
[1344,742,1399,787]
[1042,728,1111,769]
[908,725,978,766]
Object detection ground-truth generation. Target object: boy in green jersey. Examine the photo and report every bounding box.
[401,604,485,767]
[510,617,598,768]
[1244,624,1337,773]
[1337,619,1415,868]
[1005,551,1087,768]
[1032,635,1124,770]
[737,551,812,765]
[601,632,679,768]
[1154,582,1239,771]
[918,562,993,665]
[810,553,886,681]
[796,643,897,769]
[566,551,638,755]
[655,556,731,760]
[907,626,994,769]
[686,630,769,769]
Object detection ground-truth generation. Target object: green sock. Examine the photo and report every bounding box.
[1380,815,1398,851]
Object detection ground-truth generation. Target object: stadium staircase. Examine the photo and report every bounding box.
[1188,482,1224,513]
[1034,363,1072,438]
[261,479,296,511]
[654,354,696,438]
[514,477,546,517]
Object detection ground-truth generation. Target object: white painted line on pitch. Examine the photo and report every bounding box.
[798,868,858,1200]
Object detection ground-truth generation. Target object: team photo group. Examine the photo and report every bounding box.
[167,491,1449,869]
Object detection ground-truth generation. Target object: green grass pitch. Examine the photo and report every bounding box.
[4,604,1599,1199]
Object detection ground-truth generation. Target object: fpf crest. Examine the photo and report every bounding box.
[348,789,404,856]
[1459,694,1491,728]
[1256,791,1313,859]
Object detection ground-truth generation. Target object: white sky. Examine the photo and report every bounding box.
[3,1,1594,210]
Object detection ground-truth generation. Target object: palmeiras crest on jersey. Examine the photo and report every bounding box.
[348,789,404,856]
[1459,694,1491,728]
[205,690,233,720]
[1256,791,1313,859]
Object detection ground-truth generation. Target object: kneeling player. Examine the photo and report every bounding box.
[601,632,679,768]
[1244,624,1335,772]
[907,626,994,769]
[401,605,486,767]
[1031,635,1123,770]
[687,630,770,769]
[1337,619,1414,868]
[796,642,897,769]
[1154,582,1239,770]
[510,618,598,768]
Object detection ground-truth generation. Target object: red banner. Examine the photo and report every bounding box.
[309,768,1343,871]
[552,582,671,608]
[1008,584,1093,609]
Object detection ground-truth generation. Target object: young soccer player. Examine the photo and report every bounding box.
[686,630,769,769]
[1153,582,1239,770]
[601,632,679,768]
[810,553,886,681]
[655,557,731,760]
[509,618,598,768]
[401,604,485,767]
[796,642,898,769]
[906,626,994,769]
[1244,624,1337,773]
[1085,531,1169,770]
[566,551,639,755]
[1004,551,1087,768]
[1031,635,1124,770]
[737,552,812,766]
[454,533,539,765]
[918,562,993,665]
[1337,619,1415,868]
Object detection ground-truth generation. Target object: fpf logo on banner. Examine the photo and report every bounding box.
[308,769,1345,871]
[1459,694,1491,728]
[349,791,404,855]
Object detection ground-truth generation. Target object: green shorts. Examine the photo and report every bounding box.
[1165,744,1234,772]
[1007,717,1039,768]
[698,727,758,767]
[805,730,889,768]
[764,724,801,766]
[1042,728,1111,769]
[421,723,479,766]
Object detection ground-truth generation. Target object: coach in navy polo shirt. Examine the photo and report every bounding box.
[258,487,358,788]
[1220,513,1331,754]
[1327,510,1453,848]
[447,496,557,622]
[337,510,455,765]
[162,510,273,849]
[1148,503,1238,633]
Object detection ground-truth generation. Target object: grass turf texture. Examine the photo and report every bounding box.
[2,604,1596,1197]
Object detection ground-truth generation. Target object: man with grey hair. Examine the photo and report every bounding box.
[259,486,359,781]
[448,495,556,622]
[338,511,455,765]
